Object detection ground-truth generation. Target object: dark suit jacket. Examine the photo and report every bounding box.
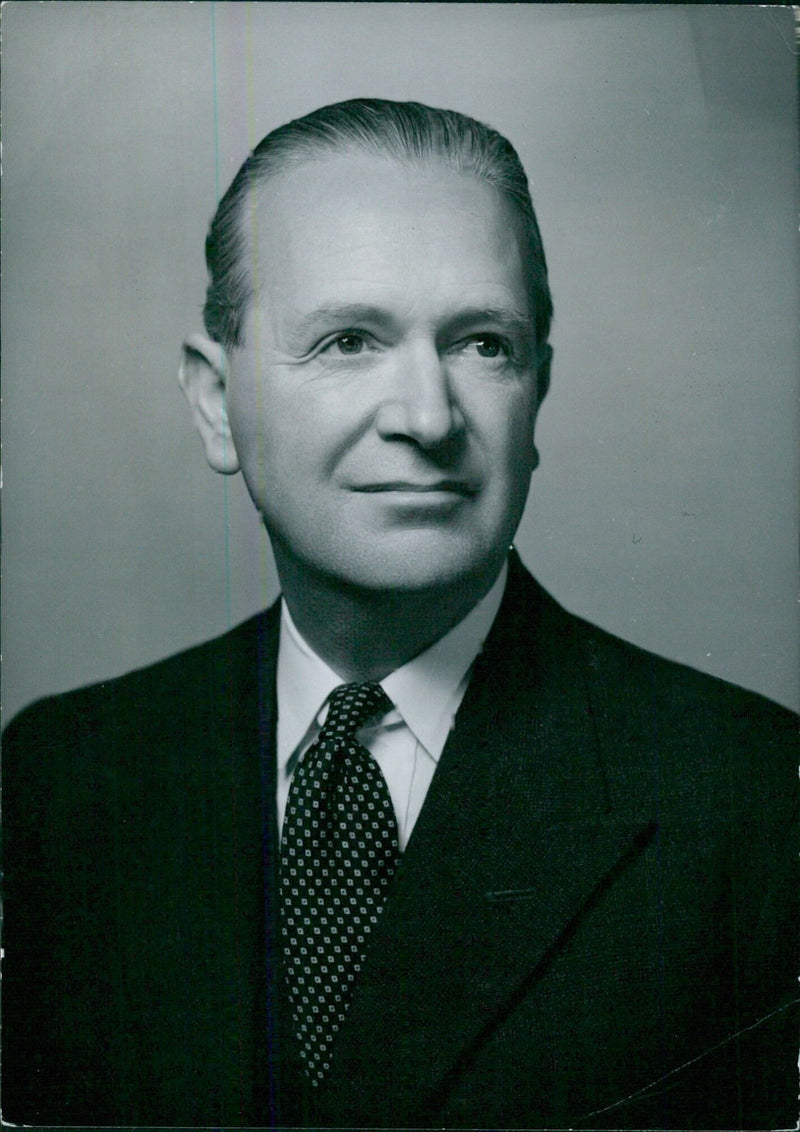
[3,557,797,1128]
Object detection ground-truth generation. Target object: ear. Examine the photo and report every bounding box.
[535,344,553,407]
[178,333,240,474]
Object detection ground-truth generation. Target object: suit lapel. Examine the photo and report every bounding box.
[319,560,658,1121]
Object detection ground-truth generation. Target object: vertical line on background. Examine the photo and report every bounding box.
[242,3,274,610]
[211,0,233,630]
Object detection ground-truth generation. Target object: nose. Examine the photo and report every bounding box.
[375,341,463,450]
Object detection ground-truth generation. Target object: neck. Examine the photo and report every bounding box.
[274,554,505,683]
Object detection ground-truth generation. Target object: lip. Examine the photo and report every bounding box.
[353,481,477,497]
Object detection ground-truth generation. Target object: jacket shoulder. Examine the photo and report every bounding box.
[3,602,280,768]
[577,605,795,748]
[504,559,797,795]
[2,605,281,1126]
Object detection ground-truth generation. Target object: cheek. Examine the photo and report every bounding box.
[227,378,289,466]
[480,390,538,469]
[513,408,539,464]
[225,374,259,447]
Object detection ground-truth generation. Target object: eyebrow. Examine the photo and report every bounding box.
[444,306,534,343]
[291,304,396,341]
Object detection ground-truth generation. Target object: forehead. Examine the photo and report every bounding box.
[244,152,532,324]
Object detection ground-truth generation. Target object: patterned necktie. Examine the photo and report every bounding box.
[280,681,399,1085]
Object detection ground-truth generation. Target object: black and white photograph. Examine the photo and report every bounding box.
[2,4,797,1127]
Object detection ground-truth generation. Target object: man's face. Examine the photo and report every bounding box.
[225,152,547,595]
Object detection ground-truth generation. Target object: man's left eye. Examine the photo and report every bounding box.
[470,335,506,358]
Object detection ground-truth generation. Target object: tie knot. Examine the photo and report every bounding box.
[322,681,391,740]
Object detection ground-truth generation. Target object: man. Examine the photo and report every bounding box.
[3,99,797,1129]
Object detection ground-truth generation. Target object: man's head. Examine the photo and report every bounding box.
[180,98,553,602]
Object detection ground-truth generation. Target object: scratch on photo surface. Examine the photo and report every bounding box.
[580,997,800,1121]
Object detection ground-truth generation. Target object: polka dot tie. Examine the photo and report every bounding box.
[280,681,399,1085]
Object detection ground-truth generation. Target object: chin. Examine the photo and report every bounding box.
[326,531,505,597]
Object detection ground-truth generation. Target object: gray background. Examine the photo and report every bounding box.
[2,2,798,720]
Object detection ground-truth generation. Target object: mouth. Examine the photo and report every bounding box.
[354,480,477,497]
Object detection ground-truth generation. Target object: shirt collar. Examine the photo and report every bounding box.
[381,563,506,760]
[276,562,507,772]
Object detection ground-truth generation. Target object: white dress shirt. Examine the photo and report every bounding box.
[276,563,507,850]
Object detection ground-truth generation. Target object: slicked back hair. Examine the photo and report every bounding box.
[203,98,553,354]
